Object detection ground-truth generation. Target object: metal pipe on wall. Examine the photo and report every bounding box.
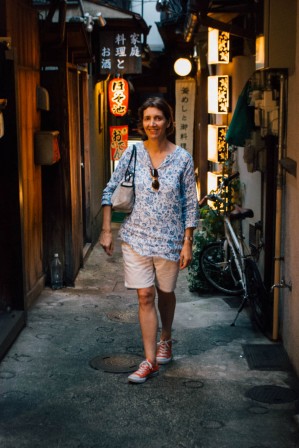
[272,73,286,341]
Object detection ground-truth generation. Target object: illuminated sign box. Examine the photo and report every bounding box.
[208,75,230,114]
[208,125,228,163]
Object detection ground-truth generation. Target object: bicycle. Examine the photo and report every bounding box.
[199,172,269,329]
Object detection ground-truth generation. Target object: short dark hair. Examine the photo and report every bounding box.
[137,97,175,137]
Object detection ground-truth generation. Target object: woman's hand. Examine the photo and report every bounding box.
[99,230,114,256]
[179,242,193,270]
[100,205,114,255]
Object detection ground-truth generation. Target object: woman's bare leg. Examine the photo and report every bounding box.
[137,286,158,364]
[157,287,176,341]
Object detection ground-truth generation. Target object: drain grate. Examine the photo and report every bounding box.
[245,385,298,404]
[89,353,143,373]
[243,344,293,371]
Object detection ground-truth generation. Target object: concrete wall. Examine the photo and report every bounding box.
[229,8,299,377]
[282,0,299,375]
[217,56,260,256]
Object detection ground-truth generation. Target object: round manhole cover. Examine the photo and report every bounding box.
[245,385,298,404]
[106,310,138,323]
[89,353,143,373]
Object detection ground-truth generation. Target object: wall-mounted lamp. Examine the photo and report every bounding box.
[174,58,192,77]
[208,28,230,64]
[84,12,106,32]
[77,0,106,31]
[208,75,230,114]
[96,12,106,27]
[69,12,106,31]
[84,13,94,32]
[208,125,228,163]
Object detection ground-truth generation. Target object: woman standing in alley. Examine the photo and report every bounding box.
[100,97,199,383]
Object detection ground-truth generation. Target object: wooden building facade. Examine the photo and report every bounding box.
[0,0,42,357]
[0,0,150,360]
[0,0,100,358]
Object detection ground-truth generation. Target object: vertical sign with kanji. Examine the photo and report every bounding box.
[110,125,129,161]
[99,30,142,75]
[175,79,196,155]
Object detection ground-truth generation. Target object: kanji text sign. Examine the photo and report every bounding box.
[99,30,142,74]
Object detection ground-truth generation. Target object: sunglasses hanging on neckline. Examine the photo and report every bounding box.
[150,168,160,191]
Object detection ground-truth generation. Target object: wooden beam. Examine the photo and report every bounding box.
[198,14,255,40]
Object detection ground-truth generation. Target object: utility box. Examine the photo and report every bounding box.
[256,0,296,72]
[34,131,60,165]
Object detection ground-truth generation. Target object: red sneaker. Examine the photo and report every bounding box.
[128,360,159,384]
[156,339,173,364]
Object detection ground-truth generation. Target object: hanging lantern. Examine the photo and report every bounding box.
[109,125,129,160]
[108,77,129,117]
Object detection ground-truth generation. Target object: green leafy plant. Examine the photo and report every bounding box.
[187,230,217,292]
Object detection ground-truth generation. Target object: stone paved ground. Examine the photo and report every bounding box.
[1,229,299,448]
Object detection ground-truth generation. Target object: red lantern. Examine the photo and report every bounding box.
[108,78,129,117]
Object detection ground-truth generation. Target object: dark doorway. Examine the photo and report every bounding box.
[0,44,26,360]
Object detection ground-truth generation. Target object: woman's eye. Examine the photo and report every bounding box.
[144,117,163,121]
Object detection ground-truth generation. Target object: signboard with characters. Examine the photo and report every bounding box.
[99,30,142,74]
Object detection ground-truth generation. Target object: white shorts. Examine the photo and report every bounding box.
[121,243,180,293]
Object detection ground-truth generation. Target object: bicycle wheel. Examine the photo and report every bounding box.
[200,241,244,295]
[245,259,268,330]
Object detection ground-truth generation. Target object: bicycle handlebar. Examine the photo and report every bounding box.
[221,171,240,187]
[203,172,240,204]
[206,193,224,202]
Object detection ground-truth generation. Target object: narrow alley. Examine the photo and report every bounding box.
[0,225,299,448]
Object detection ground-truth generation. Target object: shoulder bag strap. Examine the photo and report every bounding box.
[125,145,137,182]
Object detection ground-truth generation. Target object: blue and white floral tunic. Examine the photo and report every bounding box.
[101,142,199,262]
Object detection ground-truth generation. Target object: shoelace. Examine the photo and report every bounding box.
[137,360,153,373]
[157,340,171,355]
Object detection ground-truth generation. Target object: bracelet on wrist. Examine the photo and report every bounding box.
[183,236,193,242]
[101,229,112,234]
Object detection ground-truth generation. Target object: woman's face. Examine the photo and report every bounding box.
[142,107,169,140]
